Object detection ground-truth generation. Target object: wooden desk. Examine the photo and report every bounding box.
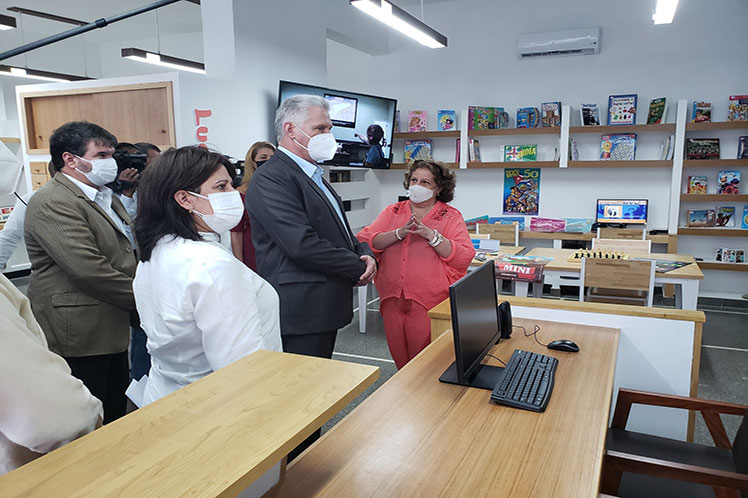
[272,319,620,498]
[470,245,525,266]
[0,351,379,497]
[521,248,703,310]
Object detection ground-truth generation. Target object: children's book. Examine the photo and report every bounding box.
[487,216,526,230]
[687,176,707,194]
[686,138,720,160]
[687,209,715,227]
[728,95,748,121]
[541,101,561,127]
[715,206,736,227]
[646,97,667,124]
[455,138,460,163]
[738,136,748,159]
[529,217,566,232]
[600,134,637,160]
[468,106,504,130]
[569,138,579,161]
[468,138,481,162]
[563,218,593,233]
[407,111,427,132]
[437,110,457,131]
[717,171,740,194]
[691,102,712,123]
[503,168,540,215]
[464,214,489,230]
[504,144,537,162]
[394,110,400,132]
[580,103,600,126]
[743,206,748,229]
[607,94,637,125]
[403,140,432,162]
[516,107,540,128]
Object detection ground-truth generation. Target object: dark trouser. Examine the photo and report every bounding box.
[281,330,338,461]
[65,351,129,424]
[129,325,151,381]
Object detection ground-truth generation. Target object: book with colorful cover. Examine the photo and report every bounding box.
[580,103,600,126]
[607,94,638,125]
[468,106,504,130]
[488,216,526,230]
[686,138,720,159]
[403,140,432,162]
[464,214,490,230]
[715,206,736,227]
[728,95,748,121]
[437,110,457,131]
[742,206,748,229]
[516,107,539,128]
[687,176,707,194]
[503,144,537,162]
[739,136,748,159]
[687,209,715,227]
[503,168,540,215]
[468,139,482,162]
[494,254,553,283]
[407,110,427,132]
[529,217,566,232]
[541,101,561,127]
[600,134,637,160]
[691,102,712,123]
[646,97,667,124]
[718,171,740,194]
[563,218,594,233]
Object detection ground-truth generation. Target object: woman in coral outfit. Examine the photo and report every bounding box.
[358,160,475,369]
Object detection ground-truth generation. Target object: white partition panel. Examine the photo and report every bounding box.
[513,306,695,441]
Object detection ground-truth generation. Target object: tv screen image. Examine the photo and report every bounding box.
[596,199,648,225]
[278,80,397,169]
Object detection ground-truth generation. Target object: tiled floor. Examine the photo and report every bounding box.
[9,273,747,445]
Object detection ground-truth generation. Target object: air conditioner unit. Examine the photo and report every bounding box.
[517,27,600,59]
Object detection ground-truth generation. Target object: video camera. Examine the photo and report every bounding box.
[113,149,148,173]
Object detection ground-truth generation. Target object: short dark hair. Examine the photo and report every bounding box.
[134,142,161,154]
[134,146,236,262]
[403,159,457,203]
[49,121,117,171]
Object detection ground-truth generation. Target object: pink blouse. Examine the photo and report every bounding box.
[357,201,475,310]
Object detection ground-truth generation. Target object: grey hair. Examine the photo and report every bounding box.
[274,94,330,142]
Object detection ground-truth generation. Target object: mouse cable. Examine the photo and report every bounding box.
[484,353,506,367]
[512,324,548,347]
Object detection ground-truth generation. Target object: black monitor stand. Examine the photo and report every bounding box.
[439,362,505,390]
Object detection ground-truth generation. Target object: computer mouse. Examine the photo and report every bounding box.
[547,339,580,353]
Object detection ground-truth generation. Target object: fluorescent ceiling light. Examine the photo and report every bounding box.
[652,0,679,24]
[121,47,206,74]
[0,64,89,82]
[0,14,17,30]
[350,0,447,49]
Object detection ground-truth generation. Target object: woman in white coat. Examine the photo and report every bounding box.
[132,146,281,405]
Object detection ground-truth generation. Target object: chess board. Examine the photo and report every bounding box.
[567,249,630,262]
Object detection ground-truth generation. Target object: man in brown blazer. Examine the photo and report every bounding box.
[24,121,137,423]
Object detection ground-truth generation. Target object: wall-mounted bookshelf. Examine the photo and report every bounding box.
[568,160,672,168]
[393,131,459,140]
[569,123,675,134]
[686,121,748,131]
[468,128,560,137]
[683,159,748,168]
[466,161,558,169]
[678,228,748,237]
[680,194,748,202]
[389,162,458,170]
[697,261,748,272]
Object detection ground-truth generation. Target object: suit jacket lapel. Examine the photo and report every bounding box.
[55,175,131,240]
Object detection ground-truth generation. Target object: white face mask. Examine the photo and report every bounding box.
[294,123,338,162]
[188,190,244,234]
[408,184,435,203]
[74,155,118,186]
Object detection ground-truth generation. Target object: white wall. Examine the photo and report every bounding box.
[326,0,748,296]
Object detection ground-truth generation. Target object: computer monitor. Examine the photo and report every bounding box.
[439,261,504,390]
[324,93,358,128]
[596,199,648,226]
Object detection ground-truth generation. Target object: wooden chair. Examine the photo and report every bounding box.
[592,237,652,253]
[580,258,655,307]
[471,233,491,240]
[601,388,748,498]
[476,223,519,246]
[597,227,647,240]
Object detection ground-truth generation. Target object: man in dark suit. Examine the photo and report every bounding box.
[24,121,136,423]
[247,95,376,360]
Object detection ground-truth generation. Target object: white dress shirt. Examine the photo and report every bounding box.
[133,234,282,405]
[0,193,30,270]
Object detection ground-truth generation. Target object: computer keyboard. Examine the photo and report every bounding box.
[490,349,558,412]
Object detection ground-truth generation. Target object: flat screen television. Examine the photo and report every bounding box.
[596,199,648,226]
[278,80,397,169]
[439,261,504,390]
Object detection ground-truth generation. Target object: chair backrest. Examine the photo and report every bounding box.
[471,233,491,240]
[597,227,647,240]
[592,237,652,253]
[476,223,519,246]
[733,407,748,487]
[580,258,655,306]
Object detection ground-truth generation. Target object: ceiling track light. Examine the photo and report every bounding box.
[652,0,679,24]
[121,47,205,74]
[350,0,447,49]
[0,13,17,30]
[0,64,90,82]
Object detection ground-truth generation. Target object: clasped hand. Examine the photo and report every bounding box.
[399,214,435,241]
